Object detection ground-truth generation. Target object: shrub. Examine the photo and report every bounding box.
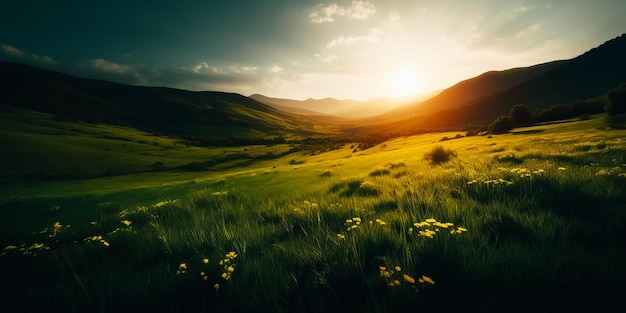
[488,116,512,134]
[424,145,457,165]
[605,83,626,116]
[509,104,533,126]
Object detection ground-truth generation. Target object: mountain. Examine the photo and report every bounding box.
[0,62,334,139]
[250,93,433,119]
[365,33,626,131]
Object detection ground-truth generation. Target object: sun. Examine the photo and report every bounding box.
[384,68,425,97]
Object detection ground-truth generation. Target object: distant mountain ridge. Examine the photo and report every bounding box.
[0,62,334,139]
[250,93,435,120]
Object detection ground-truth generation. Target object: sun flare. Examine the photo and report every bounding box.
[384,68,425,97]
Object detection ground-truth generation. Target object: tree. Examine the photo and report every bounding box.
[508,104,533,126]
[488,116,512,134]
[605,83,626,116]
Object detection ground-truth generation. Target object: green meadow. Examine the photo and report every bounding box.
[1,113,626,312]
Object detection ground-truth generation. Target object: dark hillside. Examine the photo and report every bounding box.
[0,62,330,138]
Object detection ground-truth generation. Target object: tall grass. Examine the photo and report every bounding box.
[1,117,626,312]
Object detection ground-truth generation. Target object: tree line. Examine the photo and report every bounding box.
[488,83,626,134]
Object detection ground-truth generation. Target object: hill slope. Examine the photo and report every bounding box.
[0,62,334,139]
[365,34,626,131]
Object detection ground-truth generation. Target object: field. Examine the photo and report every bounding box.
[1,115,626,312]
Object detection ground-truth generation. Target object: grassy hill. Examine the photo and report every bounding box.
[1,115,625,312]
[0,62,336,140]
[0,106,299,185]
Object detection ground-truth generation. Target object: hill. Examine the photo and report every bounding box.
[0,62,336,140]
[250,93,432,120]
[364,33,626,131]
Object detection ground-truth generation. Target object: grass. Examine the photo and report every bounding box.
[1,115,626,312]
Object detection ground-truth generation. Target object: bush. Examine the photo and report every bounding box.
[488,116,512,134]
[509,104,533,126]
[605,83,626,116]
[424,145,457,165]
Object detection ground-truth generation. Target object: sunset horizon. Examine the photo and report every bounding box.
[2,1,625,101]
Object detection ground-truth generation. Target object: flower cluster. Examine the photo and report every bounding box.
[410,218,467,238]
[153,199,178,207]
[345,217,362,231]
[219,251,238,281]
[176,262,188,275]
[303,200,319,210]
[374,218,386,225]
[49,221,69,238]
[336,216,388,240]
[378,265,435,290]
[467,178,513,186]
[84,235,110,247]
[1,242,51,257]
[510,168,544,177]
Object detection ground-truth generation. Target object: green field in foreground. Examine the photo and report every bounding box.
[1,116,626,312]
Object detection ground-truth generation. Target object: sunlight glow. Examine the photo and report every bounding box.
[383,68,426,97]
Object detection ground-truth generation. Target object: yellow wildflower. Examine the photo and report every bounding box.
[403,274,416,284]
[227,266,235,273]
[393,280,401,286]
[213,283,220,291]
[121,220,132,227]
[102,241,110,247]
[2,245,17,251]
[419,275,435,285]
[226,251,238,259]
[31,243,44,249]
[202,258,209,264]
[394,266,402,272]
[179,263,187,270]
[221,272,230,280]
[425,218,437,223]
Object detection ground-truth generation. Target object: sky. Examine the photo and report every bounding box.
[2,0,625,101]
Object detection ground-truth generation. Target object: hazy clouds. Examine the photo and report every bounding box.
[2,0,625,100]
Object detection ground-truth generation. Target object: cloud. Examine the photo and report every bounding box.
[269,65,284,73]
[229,65,257,74]
[1,45,24,56]
[91,58,132,74]
[513,5,537,14]
[326,28,383,48]
[1,44,54,64]
[193,62,221,74]
[315,52,338,64]
[309,1,376,23]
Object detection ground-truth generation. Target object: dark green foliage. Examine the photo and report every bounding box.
[488,116,512,134]
[424,145,457,165]
[605,83,626,116]
[508,104,533,126]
